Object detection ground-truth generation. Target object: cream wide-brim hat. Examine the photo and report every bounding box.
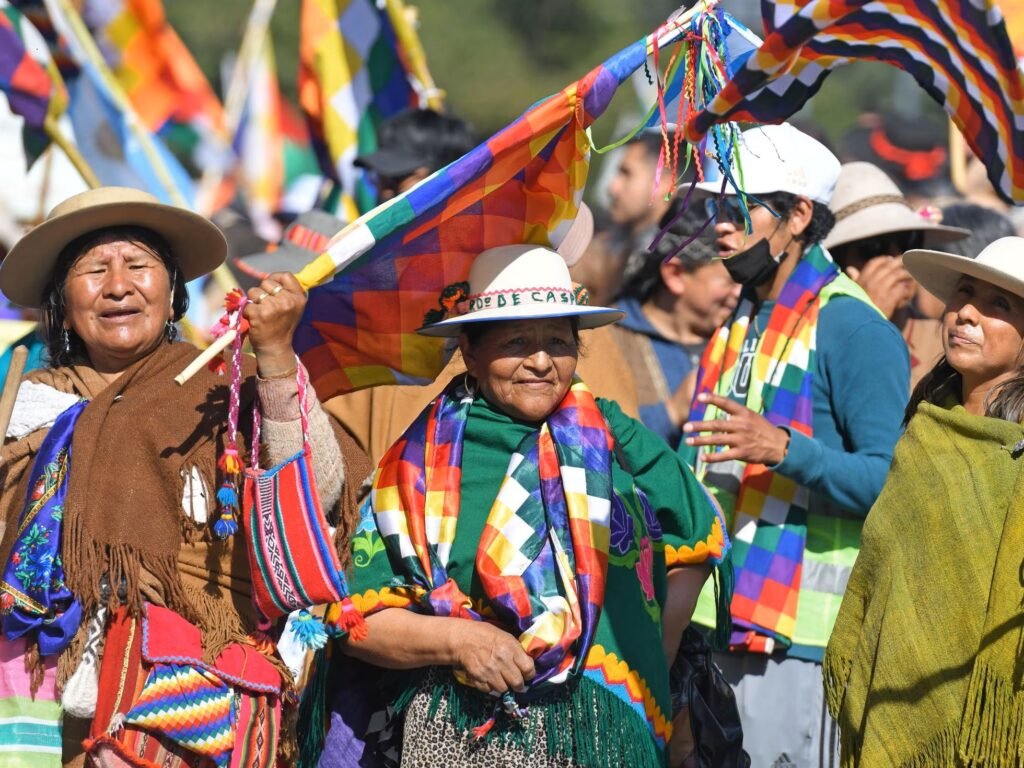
[903,236,1024,305]
[823,162,969,250]
[0,186,227,308]
[416,243,624,338]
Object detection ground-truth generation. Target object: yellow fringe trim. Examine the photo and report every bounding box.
[583,644,672,743]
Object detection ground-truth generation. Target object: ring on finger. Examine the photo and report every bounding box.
[270,284,284,296]
[256,291,269,303]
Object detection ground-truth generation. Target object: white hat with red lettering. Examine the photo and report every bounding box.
[416,243,623,337]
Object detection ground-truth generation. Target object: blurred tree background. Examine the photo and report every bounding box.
[167,0,945,156]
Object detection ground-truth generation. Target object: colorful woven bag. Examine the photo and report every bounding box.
[240,364,359,633]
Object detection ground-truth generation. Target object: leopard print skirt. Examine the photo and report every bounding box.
[399,668,580,768]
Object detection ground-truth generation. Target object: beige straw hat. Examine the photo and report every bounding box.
[824,162,968,250]
[903,237,1024,304]
[0,186,227,308]
[417,244,623,337]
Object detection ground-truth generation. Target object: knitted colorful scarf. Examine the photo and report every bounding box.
[690,243,838,649]
[370,377,614,693]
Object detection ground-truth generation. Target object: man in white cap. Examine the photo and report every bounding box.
[679,124,910,767]
[824,161,969,388]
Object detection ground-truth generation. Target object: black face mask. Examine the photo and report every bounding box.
[722,238,784,288]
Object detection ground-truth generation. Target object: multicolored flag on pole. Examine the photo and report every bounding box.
[292,11,719,399]
[298,0,443,219]
[41,0,195,206]
[0,0,67,162]
[684,0,1024,203]
[80,0,229,169]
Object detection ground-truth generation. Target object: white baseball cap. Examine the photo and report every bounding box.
[417,244,623,337]
[695,123,841,205]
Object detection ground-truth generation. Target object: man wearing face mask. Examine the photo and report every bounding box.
[678,124,909,768]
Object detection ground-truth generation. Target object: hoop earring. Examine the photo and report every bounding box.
[62,327,70,355]
[463,373,476,398]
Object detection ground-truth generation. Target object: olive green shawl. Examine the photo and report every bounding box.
[824,402,1024,767]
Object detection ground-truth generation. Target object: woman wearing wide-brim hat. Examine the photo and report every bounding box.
[331,242,732,767]
[826,237,1024,765]
[0,186,369,768]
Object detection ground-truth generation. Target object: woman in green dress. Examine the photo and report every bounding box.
[340,244,730,768]
[825,237,1024,766]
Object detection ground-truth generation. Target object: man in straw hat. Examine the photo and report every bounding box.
[679,124,910,767]
[825,161,969,388]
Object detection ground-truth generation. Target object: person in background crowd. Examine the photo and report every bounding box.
[354,108,478,201]
[605,130,677,289]
[826,237,1024,766]
[910,202,1018,320]
[680,125,909,768]
[824,162,969,388]
[840,112,956,203]
[611,199,739,445]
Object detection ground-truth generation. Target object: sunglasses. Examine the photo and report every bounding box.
[704,197,778,227]
[830,231,925,266]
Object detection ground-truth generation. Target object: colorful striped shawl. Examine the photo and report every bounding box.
[689,243,838,648]
[369,378,618,692]
[684,0,1024,204]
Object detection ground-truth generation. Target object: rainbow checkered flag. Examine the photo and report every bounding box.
[299,0,442,219]
[293,20,699,399]
[0,0,67,163]
[685,0,1024,203]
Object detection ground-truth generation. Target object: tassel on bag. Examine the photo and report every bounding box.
[210,290,250,539]
[61,604,107,718]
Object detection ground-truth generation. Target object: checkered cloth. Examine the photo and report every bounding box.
[685,0,1024,204]
[690,244,838,649]
[369,378,615,690]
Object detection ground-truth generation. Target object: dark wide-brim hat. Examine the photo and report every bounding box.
[0,186,227,308]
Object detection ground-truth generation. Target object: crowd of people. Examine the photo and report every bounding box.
[1,103,1023,768]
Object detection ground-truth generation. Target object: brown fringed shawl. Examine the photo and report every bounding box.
[2,342,264,677]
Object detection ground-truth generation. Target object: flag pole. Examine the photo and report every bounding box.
[193,0,279,217]
[43,113,100,188]
[385,0,445,111]
[949,117,968,195]
[46,0,189,208]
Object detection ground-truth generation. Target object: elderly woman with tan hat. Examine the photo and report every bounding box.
[336,243,729,768]
[825,236,1024,766]
[0,187,369,768]
[824,161,970,387]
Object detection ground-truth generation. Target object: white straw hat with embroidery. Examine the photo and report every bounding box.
[416,244,624,337]
[904,236,1024,304]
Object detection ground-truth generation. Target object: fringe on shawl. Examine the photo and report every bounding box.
[400,670,665,768]
[822,647,852,722]
[958,660,1024,766]
[823,655,1024,767]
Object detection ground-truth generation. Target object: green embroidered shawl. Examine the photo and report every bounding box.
[824,401,1024,767]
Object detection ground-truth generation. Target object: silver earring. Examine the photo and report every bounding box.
[463,373,476,398]
[165,320,177,342]
[62,327,70,354]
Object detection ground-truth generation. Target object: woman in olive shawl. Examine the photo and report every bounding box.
[825,236,1024,767]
